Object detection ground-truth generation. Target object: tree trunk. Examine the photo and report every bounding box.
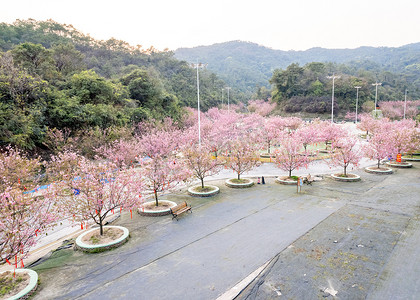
[377,159,381,169]
[154,189,159,207]
[289,169,292,177]
[237,173,240,180]
[267,141,271,154]
[344,165,347,176]
[99,217,104,236]
[201,178,204,189]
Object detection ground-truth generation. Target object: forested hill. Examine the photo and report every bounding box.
[175,40,420,97]
[0,19,227,150]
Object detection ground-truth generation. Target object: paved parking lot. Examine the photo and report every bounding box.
[30,162,419,299]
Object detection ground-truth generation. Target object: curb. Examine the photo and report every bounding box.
[330,173,361,182]
[75,226,129,253]
[188,185,220,197]
[225,178,254,188]
[138,200,177,217]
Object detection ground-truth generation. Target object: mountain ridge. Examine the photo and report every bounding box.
[174,40,420,98]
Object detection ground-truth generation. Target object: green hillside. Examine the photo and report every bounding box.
[175,40,420,100]
[0,19,227,150]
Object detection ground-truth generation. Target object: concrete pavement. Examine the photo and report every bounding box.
[27,159,420,300]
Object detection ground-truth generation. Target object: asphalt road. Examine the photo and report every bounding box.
[31,162,420,300]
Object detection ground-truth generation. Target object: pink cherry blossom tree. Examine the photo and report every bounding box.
[363,128,394,169]
[388,120,418,158]
[225,137,261,180]
[182,143,224,189]
[357,114,380,136]
[247,99,277,116]
[295,123,322,153]
[96,138,139,169]
[49,152,142,235]
[258,116,287,154]
[1,147,59,265]
[274,135,309,178]
[317,121,346,150]
[137,125,190,206]
[328,136,362,176]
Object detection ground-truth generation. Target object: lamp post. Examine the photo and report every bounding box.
[354,86,361,124]
[191,62,207,146]
[372,81,382,113]
[225,86,231,113]
[222,88,224,106]
[326,73,340,123]
[404,89,408,119]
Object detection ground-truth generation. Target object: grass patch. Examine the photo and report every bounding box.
[0,271,28,297]
[89,235,100,244]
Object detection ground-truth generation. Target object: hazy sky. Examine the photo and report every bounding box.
[1,0,420,51]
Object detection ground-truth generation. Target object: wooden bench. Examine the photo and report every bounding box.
[304,174,314,185]
[170,201,192,220]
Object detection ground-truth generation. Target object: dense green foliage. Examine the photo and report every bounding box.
[0,19,227,150]
[175,40,420,103]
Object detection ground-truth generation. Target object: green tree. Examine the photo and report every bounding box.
[68,70,123,105]
[51,43,85,76]
[11,42,55,79]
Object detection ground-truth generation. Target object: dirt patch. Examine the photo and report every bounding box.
[0,271,30,299]
[81,227,124,245]
[142,201,173,211]
[192,186,216,193]
[229,178,251,184]
[368,167,390,171]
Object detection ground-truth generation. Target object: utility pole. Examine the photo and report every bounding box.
[191,62,207,145]
[354,86,361,124]
[225,87,231,113]
[326,73,340,123]
[372,82,382,113]
[222,88,224,106]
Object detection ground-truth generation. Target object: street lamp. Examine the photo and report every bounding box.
[326,73,340,123]
[221,88,224,106]
[354,86,361,124]
[191,62,207,145]
[372,81,382,113]
[225,86,231,113]
[404,89,408,119]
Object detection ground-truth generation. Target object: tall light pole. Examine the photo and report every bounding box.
[326,73,340,123]
[354,86,361,124]
[191,62,207,145]
[372,81,382,113]
[221,88,224,106]
[404,89,408,119]
[225,86,231,113]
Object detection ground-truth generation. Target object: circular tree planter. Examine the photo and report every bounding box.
[75,225,129,253]
[386,161,413,168]
[225,178,254,188]
[331,173,361,182]
[138,200,177,217]
[260,153,276,159]
[0,269,38,300]
[402,156,420,162]
[188,185,220,197]
[275,176,298,185]
[365,166,393,174]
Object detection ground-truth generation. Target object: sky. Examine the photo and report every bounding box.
[1,0,420,51]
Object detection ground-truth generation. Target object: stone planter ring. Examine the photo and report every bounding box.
[188,185,220,197]
[225,178,254,188]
